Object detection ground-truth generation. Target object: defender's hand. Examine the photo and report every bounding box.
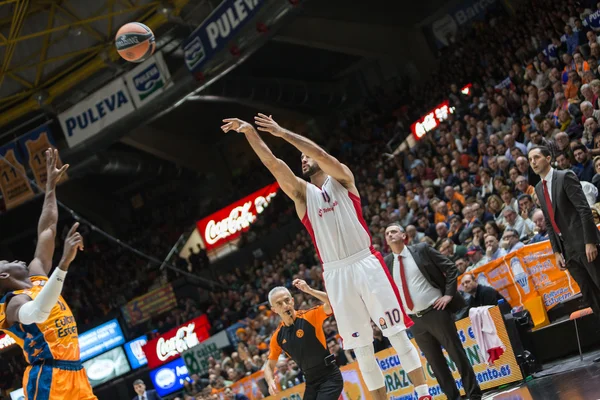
[586,244,598,263]
[555,252,566,270]
[60,223,84,268]
[254,114,285,137]
[45,148,68,188]
[268,380,278,396]
[221,118,255,135]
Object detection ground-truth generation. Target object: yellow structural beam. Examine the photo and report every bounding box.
[35,2,56,86]
[0,0,189,128]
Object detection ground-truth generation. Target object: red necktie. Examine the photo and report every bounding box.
[398,256,414,311]
[543,180,561,235]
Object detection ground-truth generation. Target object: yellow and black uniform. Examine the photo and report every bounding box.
[269,305,343,400]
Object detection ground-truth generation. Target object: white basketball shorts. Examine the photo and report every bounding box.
[322,247,413,349]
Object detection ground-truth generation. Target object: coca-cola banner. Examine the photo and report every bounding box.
[122,284,178,327]
[196,182,280,250]
[143,314,212,369]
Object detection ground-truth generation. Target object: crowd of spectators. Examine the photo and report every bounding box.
[9,0,600,398]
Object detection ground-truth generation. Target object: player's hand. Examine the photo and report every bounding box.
[268,380,278,396]
[60,223,84,269]
[293,279,311,293]
[254,114,285,137]
[433,295,453,310]
[221,118,255,134]
[586,244,598,263]
[45,148,68,188]
[555,252,566,270]
[383,153,395,161]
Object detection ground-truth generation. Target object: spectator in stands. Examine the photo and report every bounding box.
[574,144,596,182]
[327,339,350,367]
[502,228,525,254]
[132,379,162,400]
[530,209,549,244]
[484,234,507,263]
[371,321,391,353]
[466,246,487,271]
[502,206,534,240]
[438,238,467,262]
[460,273,507,308]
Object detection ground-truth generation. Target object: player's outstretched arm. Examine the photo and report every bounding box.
[254,114,355,189]
[221,118,306,203]
[6,223,83,326]
[29,149,69,277]
[293,279,332,315]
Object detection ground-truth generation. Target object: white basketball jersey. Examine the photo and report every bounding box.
[301,176,372,263]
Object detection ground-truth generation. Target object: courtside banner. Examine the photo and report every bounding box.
[143,315,212,369]
[122,284,178,327]
[58,77,135,148]
[196,182,279,250]
[182,0,267,74]
[123,51,173,108]
[224,307,522,400]
[465,241,581,311]
[17,125,68,188]
[0,142,35,210]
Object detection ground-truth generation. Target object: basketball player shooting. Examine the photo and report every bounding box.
[0,149,97,400]
[221,116,431,400]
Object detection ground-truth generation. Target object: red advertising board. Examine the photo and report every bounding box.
[196,182,280,250]
[143,315,212,369]
[410,83,472,140]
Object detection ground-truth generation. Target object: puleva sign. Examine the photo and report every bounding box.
[123,51,173,108]
[143,315,211,369]
[58,78,135,148]
[182,0,266,73]
[196,182,279,250]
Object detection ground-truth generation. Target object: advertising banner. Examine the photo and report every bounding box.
[425,0,501,48]
[182,0,267,74]
[17,125,67,188]
[468,241,581,310]
[196,182,279,250]
[58,77,135,148]
[410,100,453,140]
[121,284,178,327]
[82,346,131,387]
[150,357,191,397]
[124,335,149,369]
[143,315,212,369]
[182,330,231,376]
[0,142,35,209]
[123,51,173,108]
[225,307,522,400]
[78,319,126,362]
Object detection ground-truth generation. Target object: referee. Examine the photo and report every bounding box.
[265,279,343,400]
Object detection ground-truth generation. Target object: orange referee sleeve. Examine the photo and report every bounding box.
[268,326,282,361]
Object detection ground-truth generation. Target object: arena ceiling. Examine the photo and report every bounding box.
[0,0,453,243]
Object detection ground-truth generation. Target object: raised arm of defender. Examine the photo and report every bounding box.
[254,114,356,192]
[29,149,69,277]
[222,118,307,217]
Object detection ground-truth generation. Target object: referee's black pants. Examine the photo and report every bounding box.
[303,366,343,400]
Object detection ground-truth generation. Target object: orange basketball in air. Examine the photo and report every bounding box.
[115,22,155,63]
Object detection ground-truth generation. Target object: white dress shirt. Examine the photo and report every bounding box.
[393,247,442,314]
[542,167,554,202]
[138,392,147,400]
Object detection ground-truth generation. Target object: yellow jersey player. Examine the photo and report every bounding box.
[0,149,96,400]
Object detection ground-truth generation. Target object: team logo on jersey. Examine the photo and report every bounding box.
[317,201,339,217]
[379,317,388,330]
[351,332,360,338]
[296,329,304,338]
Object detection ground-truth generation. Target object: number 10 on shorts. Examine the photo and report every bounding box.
[380,308,401,330]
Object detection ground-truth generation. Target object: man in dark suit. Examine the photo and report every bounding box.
[384,223,482,400]
[529,146,600,317]
[132,379,162,400]
[460,273,507,308]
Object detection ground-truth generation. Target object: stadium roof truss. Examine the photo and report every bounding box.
[0,0,189,129]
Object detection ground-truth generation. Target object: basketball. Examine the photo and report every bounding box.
[115,22,155,63]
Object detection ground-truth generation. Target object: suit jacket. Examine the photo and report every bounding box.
[132,390,161,400]
[384,242,466,314]
[535,169,600,256]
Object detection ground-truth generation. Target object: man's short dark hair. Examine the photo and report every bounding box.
[517,194,533,202]
[133,379,145,386]
[528,145,552,158]
[463,273,476,281]
[573,144,588,153]
[504,228,519,238]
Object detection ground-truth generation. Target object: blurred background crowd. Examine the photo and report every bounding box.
[7,0,600,398]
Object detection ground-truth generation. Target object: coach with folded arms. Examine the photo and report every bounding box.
[529,146,600,318]
[384,223,482,400]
